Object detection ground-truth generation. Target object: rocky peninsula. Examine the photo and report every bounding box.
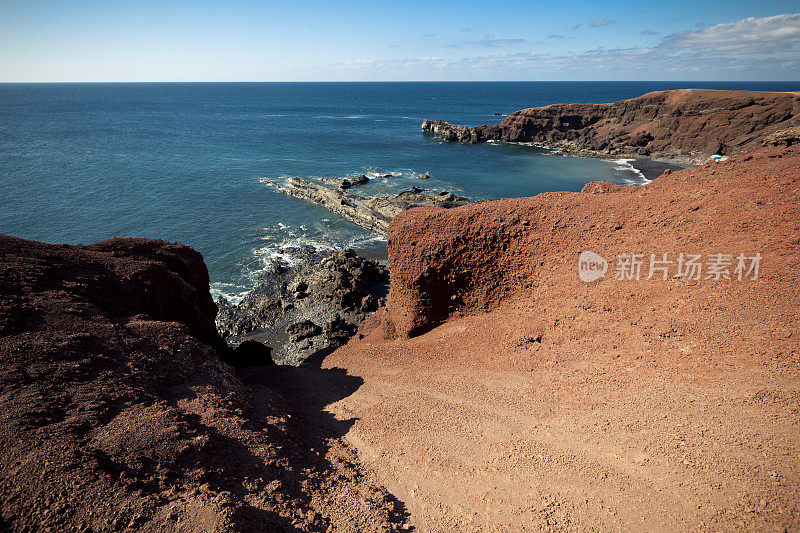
[262,176,470,236]
[423,88,800,164]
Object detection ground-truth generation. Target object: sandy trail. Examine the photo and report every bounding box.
[282,304,798,532]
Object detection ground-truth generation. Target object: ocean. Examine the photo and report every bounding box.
[1,81,796,301]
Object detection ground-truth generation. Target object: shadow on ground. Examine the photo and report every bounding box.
[238,356,413,530]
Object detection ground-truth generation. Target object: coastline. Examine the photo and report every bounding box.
[627,157,689,181]
[222,143,690,356]
[421,89,800,169]
[248,152,681,291]
[518,141,692,180]
[4,82,800,530]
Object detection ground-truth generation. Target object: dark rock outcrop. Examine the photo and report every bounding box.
[762,125,800,146]
[351,174,370,186]
[423,89,800,163]
[216,247,389,365]
[0,235,227,352]
[262,176,471,235]
[228,338,274,367]
[286,320,322,341]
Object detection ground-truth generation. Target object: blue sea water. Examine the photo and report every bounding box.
[1,81,797,301]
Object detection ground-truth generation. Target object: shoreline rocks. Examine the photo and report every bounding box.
[229,174,471,363]
[262,176,471,236]
[215,246,389,365]
[423,89,800,164]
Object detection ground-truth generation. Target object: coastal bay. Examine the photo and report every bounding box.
[2,82,793,304]
[2,84,799,531]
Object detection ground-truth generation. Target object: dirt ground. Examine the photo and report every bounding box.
[274,145,800,531]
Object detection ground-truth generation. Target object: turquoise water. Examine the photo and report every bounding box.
[1,81,796,300]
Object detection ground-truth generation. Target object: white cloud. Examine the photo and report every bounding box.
[661,13,800,57]
[324,13,800,80]
[484,38,526,46]
[590,19,615,28]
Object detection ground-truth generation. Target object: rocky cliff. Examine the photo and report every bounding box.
[0,236,405,531]
[382,201,539,338]
[423,89,800,163]
[383,143,800,338]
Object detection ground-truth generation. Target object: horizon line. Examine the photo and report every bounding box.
[1,80,799,84]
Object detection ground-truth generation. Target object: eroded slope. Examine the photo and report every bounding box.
[320,145,800,531]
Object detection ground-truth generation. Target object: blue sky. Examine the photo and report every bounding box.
[0,0,798,81]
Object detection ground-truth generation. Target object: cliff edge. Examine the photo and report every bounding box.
[0,236,405,531]
[383,143,800,337]
[323,144,800,530]
[423,89,800,163]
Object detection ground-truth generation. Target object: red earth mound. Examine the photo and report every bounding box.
[0,236,406,531]
[384,144,800,339]
[316,144,800,530]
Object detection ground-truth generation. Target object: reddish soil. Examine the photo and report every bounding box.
[304,144,800,530]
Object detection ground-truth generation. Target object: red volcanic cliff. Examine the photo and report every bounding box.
[0,236,403,531]
[423,89,800,163]
[383,202,540,338]
[384,143,800,338]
